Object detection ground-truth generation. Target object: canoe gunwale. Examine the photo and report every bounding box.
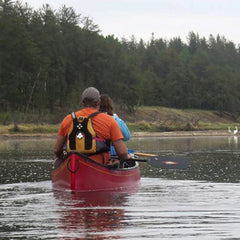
[55,151,140,172]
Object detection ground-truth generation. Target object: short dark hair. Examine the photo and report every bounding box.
[82,98,98,107]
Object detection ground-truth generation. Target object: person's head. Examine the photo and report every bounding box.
[81,87,101,108]
[99,94,114,115]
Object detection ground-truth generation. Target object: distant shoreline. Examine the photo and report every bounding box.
[0,130,234,139]
[132,130,232,137]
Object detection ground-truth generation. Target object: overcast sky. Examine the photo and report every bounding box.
[23,0,240,44]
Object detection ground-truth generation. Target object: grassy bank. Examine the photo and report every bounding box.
[0,123,59,135]
[124,107,239,132]
[0,107,239,135]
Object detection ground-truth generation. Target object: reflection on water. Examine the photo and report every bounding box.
[1,136,240,239]
[0,138,54,184]
[140,152,240,182]
[129,136,240,183]
[1,179,240,239]
[0,138,54,158]
[129,135,240,153]
[53,190,137,239]
[1,136,240,184]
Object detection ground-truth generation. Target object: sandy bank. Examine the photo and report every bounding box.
[0,133,58,139]
[132,130,232,137]
[0,130,234,139]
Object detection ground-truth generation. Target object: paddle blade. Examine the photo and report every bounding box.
[148,155,189,169]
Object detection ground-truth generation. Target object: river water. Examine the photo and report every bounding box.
[1,136,240,239]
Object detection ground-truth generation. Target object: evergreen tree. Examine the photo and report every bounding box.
[1,0,240,116]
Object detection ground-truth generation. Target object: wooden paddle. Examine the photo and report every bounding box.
[134,152,158,157]
[131,154,189,169]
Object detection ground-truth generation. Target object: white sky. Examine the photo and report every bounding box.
[23,0,240,44]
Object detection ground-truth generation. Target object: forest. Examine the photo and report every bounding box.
[1,0,240,116]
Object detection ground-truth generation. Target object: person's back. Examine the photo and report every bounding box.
[54,87,130,165]
[112,113,131,141]
[58,108,123,164]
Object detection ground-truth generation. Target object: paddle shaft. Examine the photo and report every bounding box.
[130,155,189,169]
[112,151,189,169]
[134,152,157,157]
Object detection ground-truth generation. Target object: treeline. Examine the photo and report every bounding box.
[1,0,240,115]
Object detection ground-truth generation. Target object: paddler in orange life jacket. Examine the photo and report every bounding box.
[53,87,131,166]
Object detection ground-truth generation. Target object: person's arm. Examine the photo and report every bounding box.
[54,135,66,158]
[112,139,130,160]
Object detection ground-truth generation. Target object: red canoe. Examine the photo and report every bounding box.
[52,152,141,192]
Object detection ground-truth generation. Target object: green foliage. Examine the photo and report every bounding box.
[0,112,11,125]
[128,121,154,132]
[1,0,240,116]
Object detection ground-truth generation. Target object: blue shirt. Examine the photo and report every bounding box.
[113,114,131,141]
[110,114,132,156]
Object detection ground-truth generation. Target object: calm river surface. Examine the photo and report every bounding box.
[1,136,240,239]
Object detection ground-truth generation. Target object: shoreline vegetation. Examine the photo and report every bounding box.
[2,1,240,142]
[0,106,239,138]
[0,130,235,140]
